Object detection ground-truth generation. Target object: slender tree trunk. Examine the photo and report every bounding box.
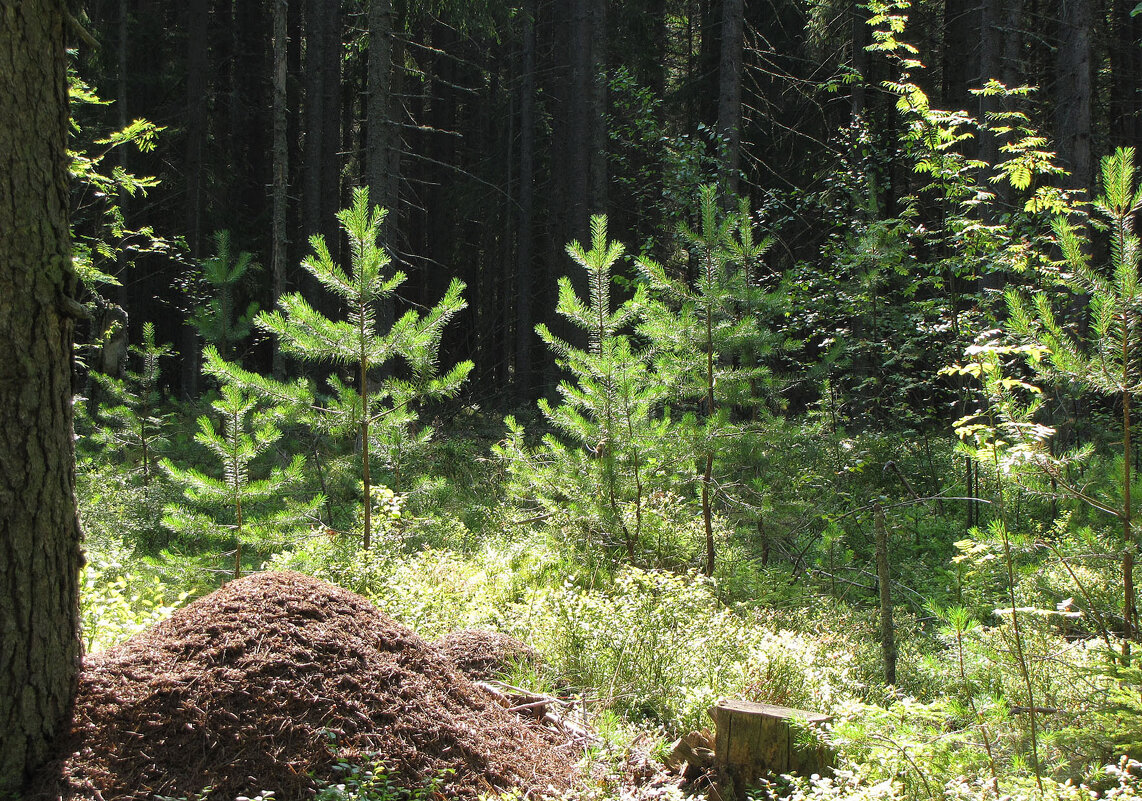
[359,319,372,550]
[569,0,591,236]
[978,0,1022,292]
[320,0,341,246]
[0,1,82,789]
[367,0,398,374]
[874,503,896,685]
[717,0,744,204]
[703,272,716,577]
[183,0,209,398]
[116,0,130,303]
[367,0,398,227]
[304,0,327,240]
[1123,297,1137,641]
[587,0,608,215]
[272,0,289,379]
[515,0,537,401]
[850,0,869,124]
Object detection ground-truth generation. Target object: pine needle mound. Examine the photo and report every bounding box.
[39,570,576,800]
[435,630,544,682]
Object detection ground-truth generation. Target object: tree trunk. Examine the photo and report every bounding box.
[1109,0,1140,147]
[320,0,341,245]
[717,0,744,204]
[272,0,289,379]
[367,0,398,356]
[183,0,209,398]
[588,0,608,215]
[515,0,538,401]
[367,0,397,223]
[305,0,341,248]
[569,0,591,237]
[1054,0,1092,197]
[942,0,980,113]
[304,0,326,243]
[0,1,83,790]
[874,502,896,685]
[849,0,869,124]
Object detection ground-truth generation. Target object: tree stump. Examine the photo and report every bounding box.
[711,699,831,799]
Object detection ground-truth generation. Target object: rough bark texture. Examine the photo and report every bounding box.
[0,0,83,791]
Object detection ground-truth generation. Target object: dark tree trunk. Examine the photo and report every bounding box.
[367,0,397,220]
[570,0,591,237]
[304,0,341,250]
[304,0,326,241]
[183,0,209,397]
[320,0,341,241]
[1054,0,1093,197]
[1109,0,1140,147]
[717,0,744,204]
[271,0,289,379]
[234,0,270,235]
[367,0,399,355]
[942,0,980,112]
[588,0,608,216]
[978,0,1024,293]
[0,0,82,791]
[850,0,869,124]
[515,0,537,401]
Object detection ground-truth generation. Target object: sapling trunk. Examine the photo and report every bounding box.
[951,610,999,793]
[702,252,716,578]
[231,401,243,580]
[874,502,896,685]
[234,496,243,580]
[1122,288,1137,644]
[361,319,372,551]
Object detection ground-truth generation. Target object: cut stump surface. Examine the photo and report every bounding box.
[711,699,831,797]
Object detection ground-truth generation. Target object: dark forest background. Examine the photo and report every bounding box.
[72,0,1138,411]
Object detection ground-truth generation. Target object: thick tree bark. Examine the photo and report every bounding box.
[0,0,83,791]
